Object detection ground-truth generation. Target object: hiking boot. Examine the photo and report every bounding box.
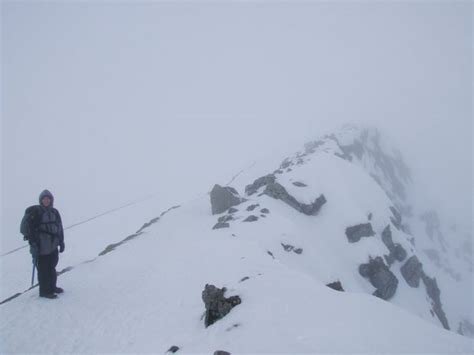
[54,287,64,294]
[40,293,58,299]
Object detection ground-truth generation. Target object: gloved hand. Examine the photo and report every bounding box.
[29,242,39,259]
[59,243,65,253]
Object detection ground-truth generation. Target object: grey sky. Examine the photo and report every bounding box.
[1,1,472,250]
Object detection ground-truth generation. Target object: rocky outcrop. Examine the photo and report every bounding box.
[214,351,231,355]
[421,273,450,330]
[263,182,326,216]
[166,345,180,353]
[245,174,276,196]
[260,208,270,214]
[202,284,241,327]
[210,184,242,215]
[212,222,230,230]
[292,181,307,187]
[326,281,344,292]
[359,257,398,300]
[243,215,258,222]
[400,255,423,287]
[345,223,375,243]
[381,225,407,264]
[281,243,303,254]
[246,204,260,211]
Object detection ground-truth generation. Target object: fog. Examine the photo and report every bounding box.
[1,1,472,251]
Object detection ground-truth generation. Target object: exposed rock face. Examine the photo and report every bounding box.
[281,243,303,254]
[381,225,407,264]
[227,207,238,214]
[243,215,258,222]
[166,345,180,353]
[245,174,276,196]
[212,222,230,230]
[345,223,375,243]
[218,215,234,223]
[210,184,242,215]
[400,255,423,287]
[292,181,307,187]
[326,281,345,292]
[246,204,260,211]
[260,208,270,214]
[263,182,326,216]
[421,273,450,330]
[214,351,231,355]
[202,284,241,327]
[359,257,398,300]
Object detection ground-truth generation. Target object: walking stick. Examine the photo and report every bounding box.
[31,258,37,287]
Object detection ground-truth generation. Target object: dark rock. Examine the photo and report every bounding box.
[226,323,241,331]
[243,215,258,222]
[281,243,294,252]
[166,345,180,353]
[239,276,250,283]
[260,214,267,218]
[246,204,260,211]
[263,182,326,216]
[218,215,234,223]
[228,207,238,214]
[359,257,398,300]
[293,248,303,254]
[214,351,231,355]
[213,222,230,230]
[210,184,242,215]
[245,174,276,196]
[274,169,284,174]
[292,181,307,187]
[368,213,373,221]
[202,284,241,327]
[381,225,407,262]
[345,223,375,243]
[400,256,423,287]
[280,158,292,169]
[260,208,270,214]
[326,281,345,292]
[267,251,275,259]
[286,168,292,172]
[421,273,450,330]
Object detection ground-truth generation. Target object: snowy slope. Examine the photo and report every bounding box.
[1,125,472,353]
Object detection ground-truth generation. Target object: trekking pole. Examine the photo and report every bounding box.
[31,258,37,287]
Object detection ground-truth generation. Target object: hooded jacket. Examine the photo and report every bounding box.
[35,190,64,255]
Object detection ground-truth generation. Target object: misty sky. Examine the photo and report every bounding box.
[1,1,472,250]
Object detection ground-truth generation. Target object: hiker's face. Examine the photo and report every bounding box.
[41,196,51,207]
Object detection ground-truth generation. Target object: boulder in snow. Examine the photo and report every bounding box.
[359,256,398,300]
[202,284,241,327]
[210,184,242,215]
[400,255,423,288]
[345,223,375,243]
[243,215,258,222]
[326,281,345,292]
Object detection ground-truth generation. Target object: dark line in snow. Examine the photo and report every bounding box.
[0,204,180,306]
[1,194,158,258]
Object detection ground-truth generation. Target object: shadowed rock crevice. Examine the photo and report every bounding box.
[263,182,326,216]
[202,284,241,327]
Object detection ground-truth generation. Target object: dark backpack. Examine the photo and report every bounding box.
[20,205,42,242]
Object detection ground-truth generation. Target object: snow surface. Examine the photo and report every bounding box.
[1,126,472,353]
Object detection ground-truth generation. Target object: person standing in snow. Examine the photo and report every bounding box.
[20,189,65,299]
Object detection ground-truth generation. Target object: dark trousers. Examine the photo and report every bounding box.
[37,249,58,295]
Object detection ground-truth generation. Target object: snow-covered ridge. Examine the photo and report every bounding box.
[1,125,472,353]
